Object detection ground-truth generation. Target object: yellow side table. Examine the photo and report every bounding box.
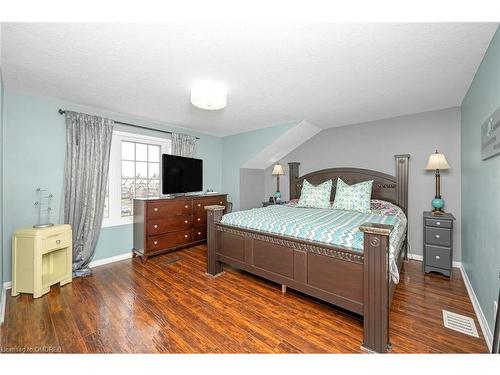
[12,224,73,298]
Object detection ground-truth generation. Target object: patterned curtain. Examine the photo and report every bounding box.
[171,132,197,157]
[63,111,114,277]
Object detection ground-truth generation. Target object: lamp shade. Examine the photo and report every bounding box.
[271,164,284,176]
[190,80,227,110]
[425,151,451,170]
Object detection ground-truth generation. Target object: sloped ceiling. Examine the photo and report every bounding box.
[1,23,498,136]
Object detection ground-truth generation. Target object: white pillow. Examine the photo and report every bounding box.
[332,178,373,213]
[297,179,332,209]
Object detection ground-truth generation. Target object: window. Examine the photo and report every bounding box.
[103,131,171,227]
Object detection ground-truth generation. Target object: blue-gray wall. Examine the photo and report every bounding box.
[221,122,297,211]
[0,90,294,282]
[1,91,223,281]
[461,26,500,337]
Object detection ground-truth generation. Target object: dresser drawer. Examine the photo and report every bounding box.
[147,215,193,235]
[192,227,207,241]
[147,200,192,218]
[42,231,71,253]
[147,229,192,252]
[425,245,451,269]
[193,213,206,226]
[425,218,452,229]
[425,227,451,247]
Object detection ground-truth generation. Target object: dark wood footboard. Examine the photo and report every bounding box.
[204,154,409,353]
[205,205,394,353]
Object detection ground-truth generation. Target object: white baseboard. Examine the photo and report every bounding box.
[407,253,461,269]
[88,252,133,268]
[3,281,12,290]
[459,264,493,352]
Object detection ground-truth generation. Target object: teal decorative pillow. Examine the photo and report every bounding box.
[332,178,373,213]
[297,179,332,209]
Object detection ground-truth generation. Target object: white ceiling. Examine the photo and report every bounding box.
[1,23,497,136]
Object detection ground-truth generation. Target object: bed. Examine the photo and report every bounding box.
[205,154,410,353]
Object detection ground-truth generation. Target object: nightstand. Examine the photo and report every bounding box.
[12,224,73,298]
[423,211,455,277]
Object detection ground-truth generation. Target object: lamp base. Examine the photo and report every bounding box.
[431,209,445,216]
[431,197,445,214]
[274,191,282,203]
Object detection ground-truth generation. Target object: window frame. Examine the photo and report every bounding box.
[102,130,171,228]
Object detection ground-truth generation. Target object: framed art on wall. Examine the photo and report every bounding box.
[481,106,500,160]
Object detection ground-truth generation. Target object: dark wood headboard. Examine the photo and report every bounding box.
[288,154,410,214]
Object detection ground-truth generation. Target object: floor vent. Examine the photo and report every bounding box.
[442,310,479,337]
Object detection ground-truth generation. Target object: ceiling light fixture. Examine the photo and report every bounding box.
[190,80,227,110]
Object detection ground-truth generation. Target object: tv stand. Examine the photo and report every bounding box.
[132,194,227,262]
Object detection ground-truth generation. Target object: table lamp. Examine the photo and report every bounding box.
[272,164,285,202]
[425,150,451,215]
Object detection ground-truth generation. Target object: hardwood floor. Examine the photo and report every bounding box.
[0,244,488,353]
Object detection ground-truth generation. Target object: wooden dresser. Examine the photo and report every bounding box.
[133,194,227,261]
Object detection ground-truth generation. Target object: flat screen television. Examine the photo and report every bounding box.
[162,154,203,195]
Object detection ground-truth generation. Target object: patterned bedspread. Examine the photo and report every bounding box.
[220,200,407,283]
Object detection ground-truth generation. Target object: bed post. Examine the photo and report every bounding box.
[359,223,393,353]
[205,205,225,276]
[395,154,410,259]
[394,154,410,215]
[288,162,300,200]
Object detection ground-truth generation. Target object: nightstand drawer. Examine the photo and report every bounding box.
[425,227,451,247]
[425,245,451,269]
[42,231,72,253]
[425,218,452,229]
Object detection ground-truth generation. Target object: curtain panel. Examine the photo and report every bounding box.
[63,111,114,277]
[171,132,197,157]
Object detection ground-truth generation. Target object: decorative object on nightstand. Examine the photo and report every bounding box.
[423,211,455,278]
[33,187,55,228]
[271,164,285,203]
[11,224,73,298]
[425,150,451,216]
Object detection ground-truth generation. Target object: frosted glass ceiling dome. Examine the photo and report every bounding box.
[190,80,227,110]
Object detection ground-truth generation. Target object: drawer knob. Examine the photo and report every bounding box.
[197,218,201,221]
[56,239,61,244]
[436,222,441,226]
[197,203,201,207]
[154,241,158,245]
[153,224,158,229]
[154,207,158,212]
[184,205,189,209]
[435,234,440,239]
[219,201,223,204]
[435,255,440,260]
[198,232,201,235]
[184,220,188,224]
[184,234,188,238]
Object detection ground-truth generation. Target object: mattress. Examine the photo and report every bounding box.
[220,200,407,283]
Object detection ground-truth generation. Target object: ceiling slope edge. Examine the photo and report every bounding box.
[242,120,322,169]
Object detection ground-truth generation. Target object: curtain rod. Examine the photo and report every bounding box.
[58,109,200,140]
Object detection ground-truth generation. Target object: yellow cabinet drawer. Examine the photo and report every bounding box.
[42,231,72,253]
